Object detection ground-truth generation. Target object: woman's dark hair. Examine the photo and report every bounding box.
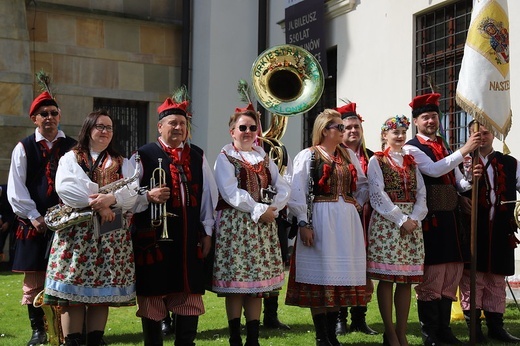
[74,109,122,158]
[228,110,259,130]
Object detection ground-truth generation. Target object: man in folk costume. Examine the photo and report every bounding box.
[7,91,77,346]
[403,93,481,346]
[458,121,520,344]
[335,102,377,336]
[131,92,218,346]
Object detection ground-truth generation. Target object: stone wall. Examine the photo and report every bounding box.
[0,0,183,182]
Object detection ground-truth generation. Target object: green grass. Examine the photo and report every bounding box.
[1,270,520,345]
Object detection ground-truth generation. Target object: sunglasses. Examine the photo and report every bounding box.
[37,110,60,118]
[326,123,346,132]
[94,124,114,132]
[237,125,258,132]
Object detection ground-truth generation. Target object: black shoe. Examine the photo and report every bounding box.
[335,308,348,335]
[335,320,348,336]
[350,306,378,335]
[488,327,520,343]
[263,315,290,330]
[349,322,378,335]
[27,329,47,346]
[485,311,520,343]
[161,319,173,336]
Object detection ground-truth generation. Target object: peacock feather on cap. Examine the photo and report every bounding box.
[237,79,255,107]
[35,69,56,98]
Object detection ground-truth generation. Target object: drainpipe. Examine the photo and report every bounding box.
[258,0,268,124]
[181,0,191,89]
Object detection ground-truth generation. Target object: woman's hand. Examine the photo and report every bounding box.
[259,206,277,224]
[97,207,115,224]
[200,235,212,258]
[400,218,418,237]
[89,193,116,211]
[300,226,314,247]
[31,216,47,234]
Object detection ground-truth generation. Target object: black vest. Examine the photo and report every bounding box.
[406,136,464,265]
[132,142,206,296]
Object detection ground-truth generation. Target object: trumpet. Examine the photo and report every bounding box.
[150,158,175,240]
[500,200,520,228]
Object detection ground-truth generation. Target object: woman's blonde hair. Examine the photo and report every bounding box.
[311,109,342,146]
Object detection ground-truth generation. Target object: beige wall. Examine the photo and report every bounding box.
[0,0,184,182]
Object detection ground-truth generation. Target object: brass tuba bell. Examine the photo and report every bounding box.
[251,44,324,117]
[251,44,324,174]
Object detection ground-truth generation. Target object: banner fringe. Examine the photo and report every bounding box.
[456,94,512,142]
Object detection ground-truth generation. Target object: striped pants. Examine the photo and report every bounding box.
[136,293,205,321]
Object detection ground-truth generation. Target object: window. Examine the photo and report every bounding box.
[93,98,148,158]
[303,45,337,148]
[415,0,472,150]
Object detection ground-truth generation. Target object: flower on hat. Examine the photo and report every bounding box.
[381,115,410,131]
[409,93,441,118]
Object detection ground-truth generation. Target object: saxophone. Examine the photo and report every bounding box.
[33,290,63,346]
[45,155,141,231]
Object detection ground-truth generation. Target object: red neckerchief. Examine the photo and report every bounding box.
[38,137,62,196]
[159,141,193,208]
[417,136,455,185]
[357,148,369,175]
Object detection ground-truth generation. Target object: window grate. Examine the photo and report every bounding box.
[93,98,148,158]
[415,0,472,150]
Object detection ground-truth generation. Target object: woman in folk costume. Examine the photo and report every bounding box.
[286,108,369,346]
[366,115,427,346]
[212,103,290,346]
[44,110,139,346]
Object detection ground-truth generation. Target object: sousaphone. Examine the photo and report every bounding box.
[251,44,324,173]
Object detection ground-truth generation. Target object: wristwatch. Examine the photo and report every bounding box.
[298,220,308,228]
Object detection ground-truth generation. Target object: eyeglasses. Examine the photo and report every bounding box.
[237,125,258,132]
[326,123,346,132]
[37,111,59,118]
[94,124,114,132]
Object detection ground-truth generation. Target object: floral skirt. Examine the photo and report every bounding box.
[212,208,284,295]
[366,203,424,284]
[44,221,136,305]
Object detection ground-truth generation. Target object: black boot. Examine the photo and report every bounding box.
[417,299,440,346]
[64,333,83,346]
[228,318,243,346]
[174,315,198,346]
[312,313,333,346]
[262,296,290,330]
[244,320,260,346]
[27,304,47,346]
[335,308,348,336]
[86,330,105,346]
[437,298,462,345]
[485,311,520,343]
[463,309,486,343]
[349,306,378,335]
[161,313,173,336]
[142,318,163,346]
[326,311,342,346]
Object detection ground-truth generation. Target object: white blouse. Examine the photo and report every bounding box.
[368,149,428,226]
[214,143,291,223]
